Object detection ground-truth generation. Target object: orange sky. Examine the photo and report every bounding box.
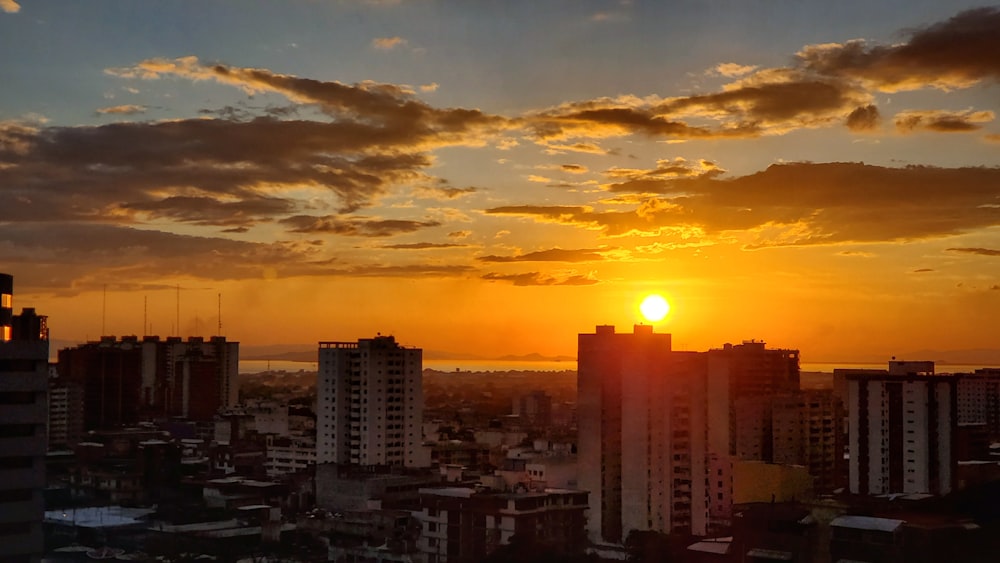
[2,2,999,361]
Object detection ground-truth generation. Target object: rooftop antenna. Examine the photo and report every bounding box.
[143,296,148,337]
[175,284,180,336]
[102,284,107,336]
[217,293,222,336]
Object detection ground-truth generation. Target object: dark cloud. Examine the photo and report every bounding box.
[947,247,1000,257]
[412,184,478,200]
[0,118,436,224]
[561,164,588,174]
[125,196,295,226]
[524,8,1000,144]
[327,264,473,277]
[532,104,759,141]
[280,215,441,236]
[913,268,934,273]
[895,110,994,133]
[477,248,609,263]
[846,105,881,131]
[0,223,323,292]
[0,58,512,231]
[797,7,1000,92]
[656,75,868,131]
[110,57,508,142]
[601,158,723,193]
[0,221,474,292]
[380,242,467,249]
[488,163,1000,245]
[481,272,599,286]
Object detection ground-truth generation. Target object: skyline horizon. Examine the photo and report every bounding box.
[2,2,998,361]
[37,325,1000,368]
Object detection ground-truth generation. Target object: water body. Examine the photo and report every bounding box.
[239,358,572,374]
[239,359,996,375]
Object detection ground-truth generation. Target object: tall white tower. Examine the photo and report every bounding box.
[317,335,424,467]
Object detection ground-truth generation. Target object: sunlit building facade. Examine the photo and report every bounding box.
[317,335,425,467]
[846,371,957,495]
[578,325,710,544]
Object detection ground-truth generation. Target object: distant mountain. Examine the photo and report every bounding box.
[900,348,1000,366]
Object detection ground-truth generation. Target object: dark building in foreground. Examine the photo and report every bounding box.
[58,335,239,430]
[0,273,49,562]
[414,486,589,563]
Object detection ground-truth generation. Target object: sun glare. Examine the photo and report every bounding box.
[639,294,670,323]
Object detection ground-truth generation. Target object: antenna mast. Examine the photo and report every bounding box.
[102,284,107,336]
[175,284,180,336]
[217,293,222,336]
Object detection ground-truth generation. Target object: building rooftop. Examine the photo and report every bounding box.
[831,515,905,532]
[419,487,476,498]
[687,537,732,555]
[45,506,155,528]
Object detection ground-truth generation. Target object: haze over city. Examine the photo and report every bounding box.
[2,1,999,362]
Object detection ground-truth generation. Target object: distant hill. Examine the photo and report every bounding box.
[900,348,1000,366]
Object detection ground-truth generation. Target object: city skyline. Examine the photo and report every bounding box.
[2,2,999,361]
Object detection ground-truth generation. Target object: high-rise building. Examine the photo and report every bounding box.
[47,374,84,450]
[845,371,957,495]
[577,325,709,543]
[703,341,801,527]
[317,335,424,467]
[58,335,239,430]
[0,273,49,562]
[512,390,553,427]
[956,369,1000,439]
[771,389,845,492]
[707,341,800,461]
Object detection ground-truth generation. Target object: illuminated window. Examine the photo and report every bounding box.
[1,293,10,308]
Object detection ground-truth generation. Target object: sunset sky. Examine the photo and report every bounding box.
[2,1,999,361]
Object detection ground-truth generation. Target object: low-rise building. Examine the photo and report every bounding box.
[414,486,588,563]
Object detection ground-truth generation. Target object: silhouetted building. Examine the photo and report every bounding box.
[771,389,845,492]
[578,325,710,543]
[58,335,239,430]
[71,428,181,504]
[830,515,905,563]
[512,390,553,427]
[846,370,958,495]
[957,369,1000,440]
[414,486,588,562]
[317,335,426,467]
[707,341,800,461]
[0,273,49,562]
[47,374,84,450]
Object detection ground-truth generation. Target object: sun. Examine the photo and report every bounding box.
[639,294,670,323]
